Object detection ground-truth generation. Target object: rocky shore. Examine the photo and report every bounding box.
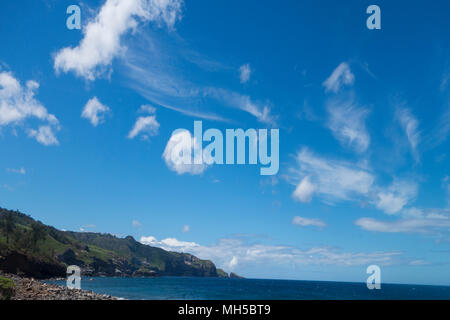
[0,272,117,300]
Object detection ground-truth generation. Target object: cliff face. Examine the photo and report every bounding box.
[0,208,226,279]
[0,250,66,279]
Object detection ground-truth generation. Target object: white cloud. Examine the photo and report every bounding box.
[141,236,199,249]
[227,256,238,270]
[290,148,374,203]
[140,235,405,271]
[239,64,251,84]
[326,97,370,153]
[292,216,326,229]
[140,235,157,243]
[132,220,142,228]
[81,97,111,126]
[182,225,190,233]
[79,224,96,232]
[128,104,159,140]
[292,176,316,203]
[0,71,60,145]
[6,167,26,175]
[374,179,418,215]
[138,104,156,114]
[162,129,208,175]
[28,125,59,146]
[54,0,183,80]
[396,108,420,161]
[323,62,354,93]
[128,116,159,139]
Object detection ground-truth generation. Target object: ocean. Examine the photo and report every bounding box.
[47,277,450,300]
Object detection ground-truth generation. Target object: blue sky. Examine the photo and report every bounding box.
[1,0,450,285]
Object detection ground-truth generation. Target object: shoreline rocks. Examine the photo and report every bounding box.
[0,272,118,300]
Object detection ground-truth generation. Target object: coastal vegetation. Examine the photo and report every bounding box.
[0,276,15,300]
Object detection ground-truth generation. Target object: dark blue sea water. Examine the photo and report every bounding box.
[47,277,450,300]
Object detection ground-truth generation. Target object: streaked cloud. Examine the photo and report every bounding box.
[356,216,450,234]
[356,207,450,234]
[323,62,354,93]
[290,148,374,203]
[6,167,26,175]
[429,103,450,148]
[396,107,420,161]
[292,216,326,229]
[122,34,275,124]
[326,96,370,153]
[289,146,420,215]
[204,88,277,125]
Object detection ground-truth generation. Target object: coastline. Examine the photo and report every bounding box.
[0,272,118,300]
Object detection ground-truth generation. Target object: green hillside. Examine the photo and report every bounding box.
[0,208,229,279]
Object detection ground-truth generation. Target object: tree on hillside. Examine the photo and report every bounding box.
[1,212,15,244]
[31,222,46,249]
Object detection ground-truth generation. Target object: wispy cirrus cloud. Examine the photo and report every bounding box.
[396,107,421,162]
[204,88,277,125]
[323,62,354,93]
[289,148,374,204]
[121,33,273,124]
[288,148,417,214]
[355,208,450,234]
[6,167,26,175]
[428,103,450,148]
[326,96,370,153]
